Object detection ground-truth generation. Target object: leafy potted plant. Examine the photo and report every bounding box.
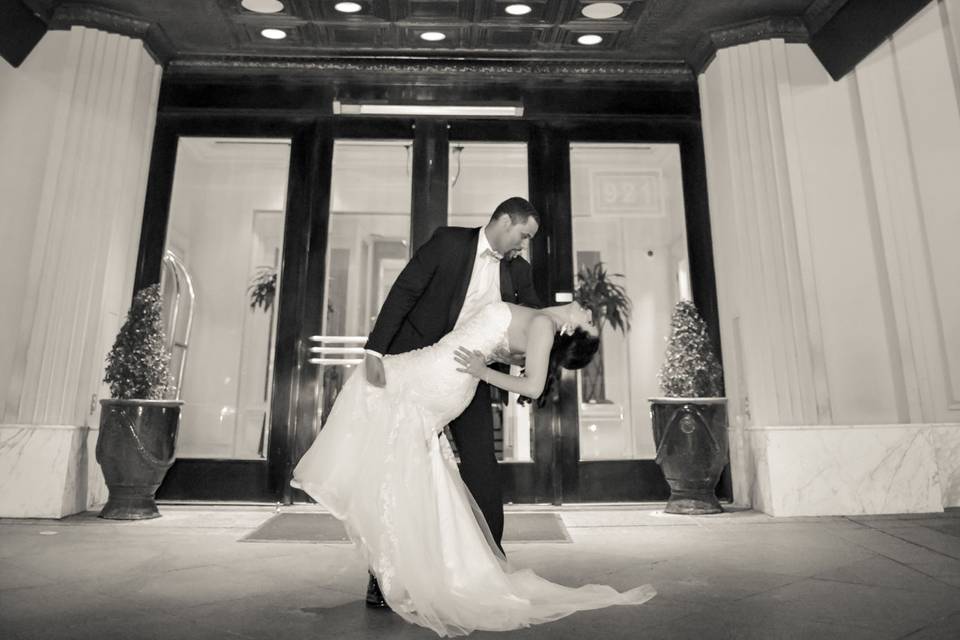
[574,262,632,402]
[96,284,181,519]
[247,266,277,312]
[650,300,727,515]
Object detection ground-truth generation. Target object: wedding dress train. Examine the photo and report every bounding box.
[292,301,655,636]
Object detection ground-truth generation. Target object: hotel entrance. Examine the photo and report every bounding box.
[135,86,723,505]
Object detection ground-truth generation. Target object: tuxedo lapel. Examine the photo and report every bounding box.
[446,228,480,332]
[499,259,515,303]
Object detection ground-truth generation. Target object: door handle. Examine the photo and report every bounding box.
[307,335,366,365]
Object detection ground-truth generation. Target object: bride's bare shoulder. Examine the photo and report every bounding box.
[504,303,544,321]
[528,313,554,333]
[504,304,550,331]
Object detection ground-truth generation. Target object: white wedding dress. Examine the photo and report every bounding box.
[292,301,655,636]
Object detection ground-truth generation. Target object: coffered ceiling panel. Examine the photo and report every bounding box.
[19,0,876,80]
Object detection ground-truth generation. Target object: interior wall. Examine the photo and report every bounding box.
[699,0,960,515]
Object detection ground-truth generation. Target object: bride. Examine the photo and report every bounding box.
[291,300,655,636]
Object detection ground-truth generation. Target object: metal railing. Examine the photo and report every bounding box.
[161,250,196,400]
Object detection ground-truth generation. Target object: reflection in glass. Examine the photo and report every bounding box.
[448,142,532,462]
[315,140,413,433]
[162,137,291,459]
[570,144,692,460]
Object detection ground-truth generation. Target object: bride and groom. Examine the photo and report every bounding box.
[291,197,654,636]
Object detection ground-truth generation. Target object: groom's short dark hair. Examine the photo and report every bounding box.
[491,197,540,226]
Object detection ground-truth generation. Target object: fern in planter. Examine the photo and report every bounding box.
[103,284,172,400]
[657,300,723,398]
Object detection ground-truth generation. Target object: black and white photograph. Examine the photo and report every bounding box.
[1,1,959,638]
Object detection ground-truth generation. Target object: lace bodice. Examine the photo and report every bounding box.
[438,300,512,362]
[381,301,512,425]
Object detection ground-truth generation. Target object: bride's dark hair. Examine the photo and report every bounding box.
[518,328,600,408]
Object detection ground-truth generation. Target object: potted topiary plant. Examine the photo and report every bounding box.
[574,262,632,403]
[96,284,181,520]
[650,300,727,515]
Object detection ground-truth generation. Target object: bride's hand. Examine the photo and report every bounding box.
[454,347,486,378]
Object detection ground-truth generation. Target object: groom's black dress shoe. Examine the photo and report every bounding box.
[366,574,390,609]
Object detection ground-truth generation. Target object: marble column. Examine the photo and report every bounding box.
[699,39,832,512]
[0,27,161,517]
[698,0,960,516]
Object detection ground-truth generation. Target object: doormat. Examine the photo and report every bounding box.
[241,512,570,543]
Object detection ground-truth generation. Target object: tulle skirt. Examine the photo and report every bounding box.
[292,365,655,636]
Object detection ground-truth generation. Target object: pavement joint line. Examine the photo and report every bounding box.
[836,516,960,590]
[895,611,960,640]
[807,573,960,593]
[845,516,960,561]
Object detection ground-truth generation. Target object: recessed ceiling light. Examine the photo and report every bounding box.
[241,0,284,13]
[420,31,446,42]
[505,3,532,15]
[581,2,624,19]
[577,34,603,45]
[334,1,362,13]
[261,28,287,40]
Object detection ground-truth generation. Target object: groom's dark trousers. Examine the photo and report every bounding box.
[365,226,540,549]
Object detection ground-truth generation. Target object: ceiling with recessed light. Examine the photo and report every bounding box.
[19,0,860,78]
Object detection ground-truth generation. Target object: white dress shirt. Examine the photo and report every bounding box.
[453,228,502,332]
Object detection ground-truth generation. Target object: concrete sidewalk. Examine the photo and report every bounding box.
[2,505,959,639]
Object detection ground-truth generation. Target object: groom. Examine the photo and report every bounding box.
[362,196,542,607]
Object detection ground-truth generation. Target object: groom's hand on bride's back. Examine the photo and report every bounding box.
[365,353,386,387]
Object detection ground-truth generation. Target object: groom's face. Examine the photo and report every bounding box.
[496,216,539,258]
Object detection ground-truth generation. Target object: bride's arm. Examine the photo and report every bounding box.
[454,315,554,399]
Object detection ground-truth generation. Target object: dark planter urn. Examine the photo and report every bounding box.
[96,399,183,520]
[649,397,728,515]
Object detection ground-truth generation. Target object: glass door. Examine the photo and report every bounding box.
[292,138,413,470]
[564,142,692,501]
[155,135,293,501]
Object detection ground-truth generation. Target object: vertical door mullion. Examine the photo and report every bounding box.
[134,120,179,291]
[278,120,335,504]
[410,119,450,250]
[528,124,577,504]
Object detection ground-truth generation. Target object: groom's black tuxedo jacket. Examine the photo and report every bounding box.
[366,226,541,359]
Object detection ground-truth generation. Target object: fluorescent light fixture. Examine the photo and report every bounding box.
[334,1,362,13]
[581,2,623,19]
[505,4,532,15]
[420,31,446,42]
[333,101,523,117]
[261,28,287,39]
[577,34,603,45]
